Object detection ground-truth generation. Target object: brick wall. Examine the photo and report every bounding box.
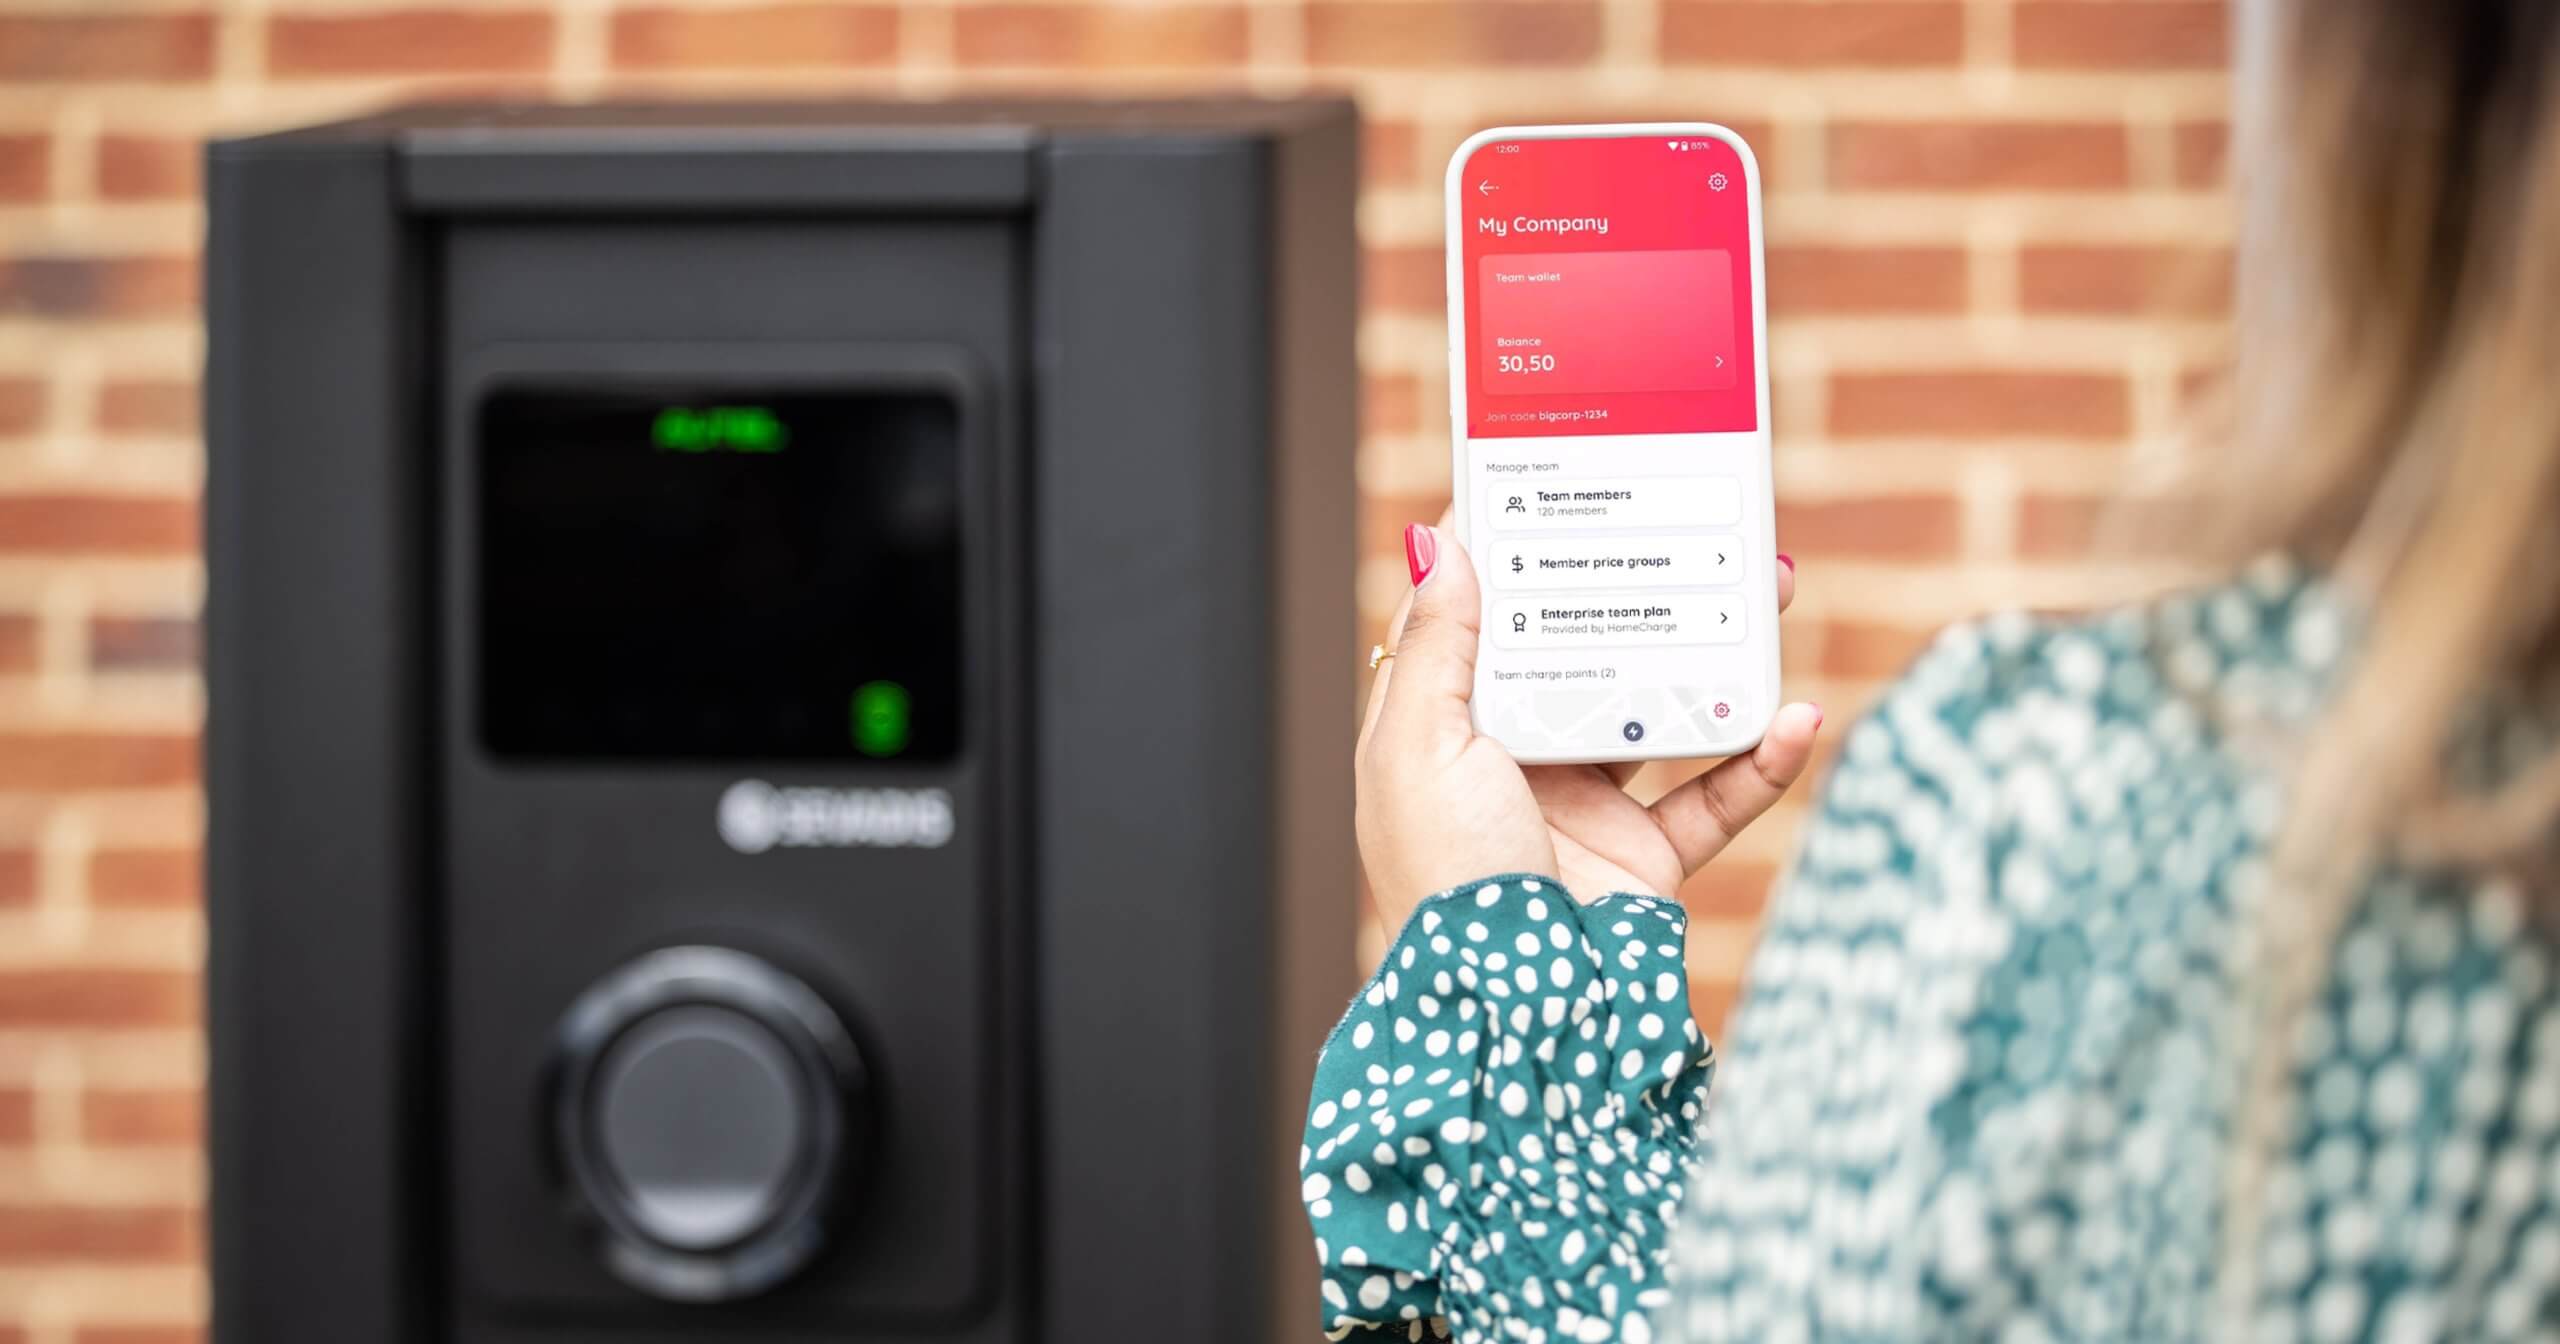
[0,0,2230,1337]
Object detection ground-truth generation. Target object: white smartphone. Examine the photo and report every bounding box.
[1444,123,1779,765]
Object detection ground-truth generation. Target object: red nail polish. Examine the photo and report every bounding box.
[1405,524,1438,587]
[1777,553,1795,573]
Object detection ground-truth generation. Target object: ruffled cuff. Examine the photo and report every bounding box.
[1302,875,1713,1343]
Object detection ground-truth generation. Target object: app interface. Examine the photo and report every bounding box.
[1455,132,1770,756]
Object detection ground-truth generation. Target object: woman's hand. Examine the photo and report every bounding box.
[1355,522,1823,935]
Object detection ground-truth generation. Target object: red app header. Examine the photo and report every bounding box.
[1456,132,1758,438]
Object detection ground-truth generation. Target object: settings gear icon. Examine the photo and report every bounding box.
[1707,171,1731,192]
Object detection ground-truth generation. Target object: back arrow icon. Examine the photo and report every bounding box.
[1478,180,1497,197]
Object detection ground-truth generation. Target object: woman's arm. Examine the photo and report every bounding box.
[1305,874,1711,1343]
[1325,523,1820,1342]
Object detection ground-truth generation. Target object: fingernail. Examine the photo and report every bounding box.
[1777,553,1795,573]
[1809,702,1825,728]
[1405,523,1438,587]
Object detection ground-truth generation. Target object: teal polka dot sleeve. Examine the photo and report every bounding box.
[1301,875,1712,1343]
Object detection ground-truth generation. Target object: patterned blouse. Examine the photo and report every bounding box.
[1306,564,2560,1342]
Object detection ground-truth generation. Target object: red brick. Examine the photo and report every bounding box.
[0,256,197,320]
[1828,371,2130,439]
[0,16,216,81]
[1365,372,1424,437]
[0,136,47,203]
[0,1206,198,1262]
[268,10,554,77]
[0,614,33,676]
[1782,629,1825,680]
[1817,618,1938,679]
[611,5,896,69]
[0,378,42,436]
[2017,492,2168,557]
[95,379,196,437]
[88,850,199,911]
[2175,119,2228,187]
[89,615,197,673]
[1366,244,1442,315]
[81,1089,201,1147]
[1307,1,1603,68]
[2181,361,2227,408]
[97,136,201,202]
[1662,2,1964,66]
[2015,1,2226,70]
[0,734,197,791]
[1805,725,1845,786]
[1678,858,1775,920]
[0,496,197,555]
[2020,244,2230,316]
[0,849,31,908]
[1831,121,2131,191]
[955,5,1248,68]
[2021,494,2096,556]
[1768,245,1967,314]
[0,1087,30,1144]
[1360,493,1455,570]
[1364,120,1421,188]
[1689,976,1739,1039]
[0,969,198,1029]
[1776,495,1963,558]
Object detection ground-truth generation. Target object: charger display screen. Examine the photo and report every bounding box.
[477,385,962,762]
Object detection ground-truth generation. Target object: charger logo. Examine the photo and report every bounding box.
[716,780,956,854]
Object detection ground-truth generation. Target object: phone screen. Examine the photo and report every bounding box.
[1450,128,1776,762]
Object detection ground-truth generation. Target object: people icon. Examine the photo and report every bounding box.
[1504,494,1527,514]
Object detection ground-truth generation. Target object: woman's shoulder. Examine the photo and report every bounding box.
[1818,556,2350,845]
[1672,563,2355,1339]
[1739,559,2351,1094]
[1877,555,2345,755]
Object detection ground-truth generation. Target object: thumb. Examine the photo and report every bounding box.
[1379,523,1483,740]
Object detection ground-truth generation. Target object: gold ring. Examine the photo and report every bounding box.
[1368,643,1396,670]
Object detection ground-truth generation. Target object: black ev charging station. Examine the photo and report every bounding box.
[203,100,1357,1344]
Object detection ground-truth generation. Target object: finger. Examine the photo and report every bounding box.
[1645,701,1824,879]
[1359,505,1457,755]
[1777,552,1796,612]
[1374,524,1483,750]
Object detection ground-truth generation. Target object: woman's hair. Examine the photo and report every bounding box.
[2211,0,2560,1323]
[2225,0,2560,866]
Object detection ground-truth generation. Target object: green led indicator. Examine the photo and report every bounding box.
[652,405,789,454]
[851,680,913,757]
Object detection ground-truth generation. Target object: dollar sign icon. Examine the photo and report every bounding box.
[1510,555,1524,574]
